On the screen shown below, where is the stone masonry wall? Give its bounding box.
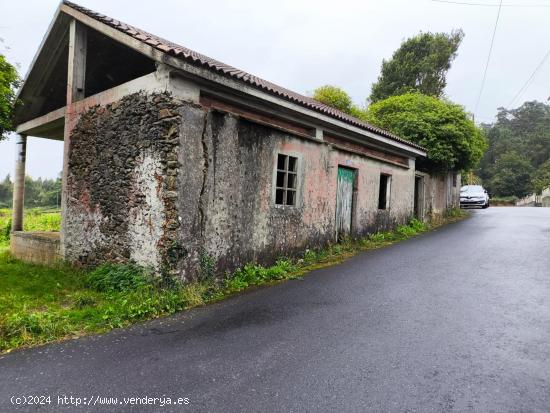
[64,92,416,280]
[64,92,183,271]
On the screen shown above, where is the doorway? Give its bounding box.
[414,175,424,220]
[336,166,356,240]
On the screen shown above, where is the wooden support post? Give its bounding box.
[11,134,27,232]
[61,19,87,258]
[67,19,87,104]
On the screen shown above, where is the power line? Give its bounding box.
[431,0,550,7]
[508,47,550,108]
[473,0,503,117]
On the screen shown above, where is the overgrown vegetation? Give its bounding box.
[0,213,466,353]
[312,85,367,119]
[0,208,61,246]
[478,102,550,197]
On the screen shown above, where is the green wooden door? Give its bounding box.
[336,167,355,240]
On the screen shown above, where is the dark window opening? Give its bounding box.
[275,154,298,206]
[378,174,391,210]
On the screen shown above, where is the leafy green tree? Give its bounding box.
[489,152,534,198]
[0,54,20,140]
[532,159,550,195]
[369,30,464,103]
[312,85,355,114]
[365,92,486,173]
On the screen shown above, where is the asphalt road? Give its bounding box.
[1,207,550,412]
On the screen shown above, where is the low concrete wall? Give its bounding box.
[517,193,541,207]
[541,188,550,207]
[10,232,61,265]
[517,187,550,207]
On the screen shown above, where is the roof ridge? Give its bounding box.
[61,1,424,151]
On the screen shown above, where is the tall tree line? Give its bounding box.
[477,102,550,197]
[0,175,61,208]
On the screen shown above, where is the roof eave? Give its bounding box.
[18,0,425,157]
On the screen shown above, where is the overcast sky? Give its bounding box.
[1,0,549,179]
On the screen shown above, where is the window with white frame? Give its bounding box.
[275,153,298,206]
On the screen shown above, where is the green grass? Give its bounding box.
[0,211,467,353]
[0,208,61,246]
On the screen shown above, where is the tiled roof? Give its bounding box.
[63,1,425,152]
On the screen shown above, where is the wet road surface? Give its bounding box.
[1,207,550,412]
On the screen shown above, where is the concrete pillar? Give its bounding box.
[11,134,27,231]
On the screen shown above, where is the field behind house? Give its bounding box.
[0,208,61,249]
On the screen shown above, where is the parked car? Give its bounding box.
[460,185,490,209]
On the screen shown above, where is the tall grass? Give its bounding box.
[0,208,61,245]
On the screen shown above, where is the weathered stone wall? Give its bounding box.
[422,171,460,217]
[64,92,183,270]
[175,105,416,280]
[63,92,417,279]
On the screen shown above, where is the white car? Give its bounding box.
[460,185,490,209]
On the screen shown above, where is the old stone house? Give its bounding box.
[10,2,459,278]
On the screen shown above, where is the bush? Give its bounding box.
[86,263,151,292]
[313,85,355,114]
[366,93,487,173]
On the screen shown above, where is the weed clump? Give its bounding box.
[86,263,151,292]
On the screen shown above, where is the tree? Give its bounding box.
[0,174,12,207]
[0,54,20,140]
[369,30,464,103]
[365,92,486,173]
[476,101,550,194]
[0,174,62,208]
[312,85,355,115]
[489,152,534,198]
[532,159,550,195]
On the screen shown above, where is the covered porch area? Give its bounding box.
[10,109,65,265]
